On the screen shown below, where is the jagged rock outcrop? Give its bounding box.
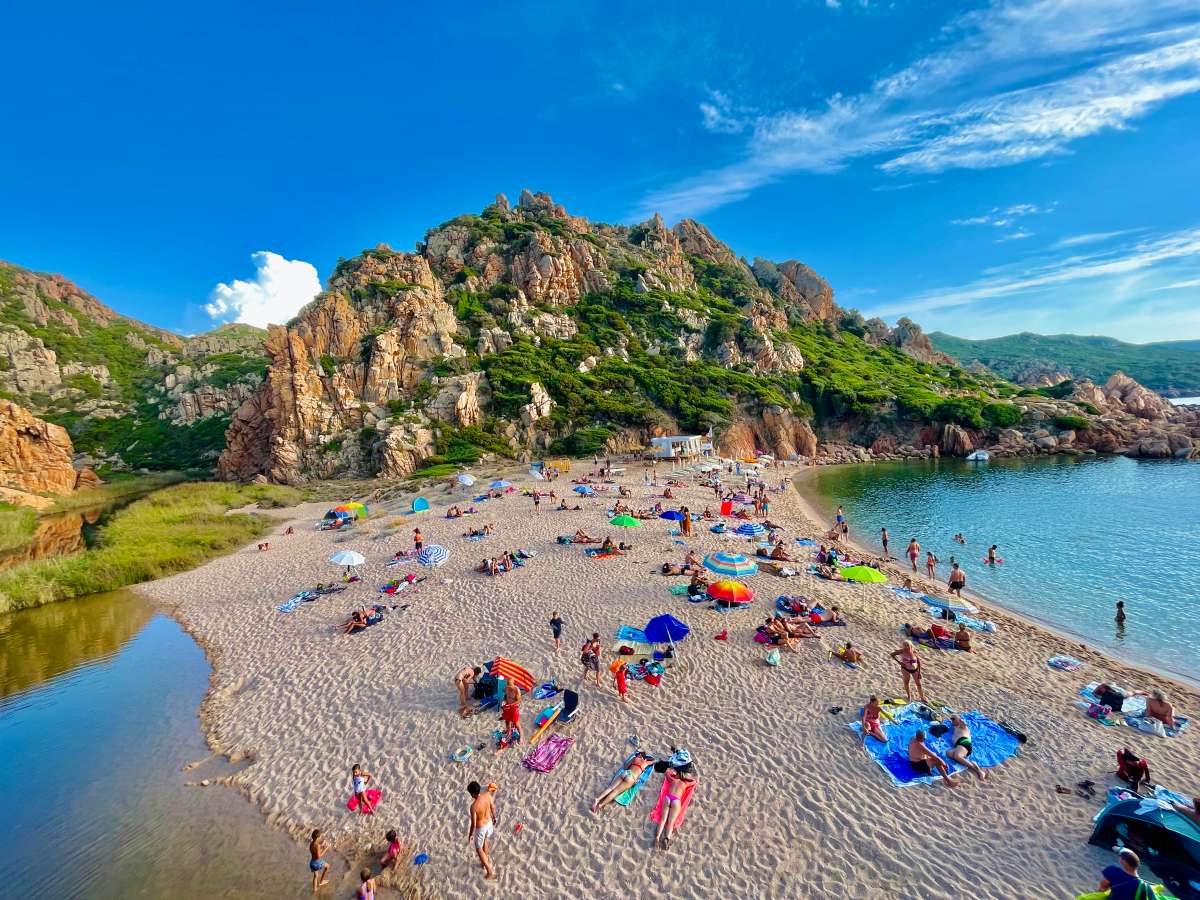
[1101,372,1173,420]
[939,423,975,456]
[0,399,80,503]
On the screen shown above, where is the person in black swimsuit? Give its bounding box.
[907,730,958,787]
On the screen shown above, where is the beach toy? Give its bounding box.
[452,745,473,763]
[413,853,429,865]
[529,704,563,746]
[982,557,1004,564]
[347,789,383,814]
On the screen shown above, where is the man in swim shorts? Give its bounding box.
[946,715,986,780]
[308,829,330,891]
[907,730,958,787]
[467,781,497,880]
[580,633,603,686]
[947,563,966,598]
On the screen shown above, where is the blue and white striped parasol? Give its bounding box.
[735,522,765,537]
[418,545,449,567]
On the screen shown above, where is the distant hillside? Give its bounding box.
[0,262,267,472]
[930,332,1200,396]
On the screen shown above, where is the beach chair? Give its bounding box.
[558,689,580,724]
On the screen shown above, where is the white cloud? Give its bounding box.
[1158,277,1200,290]
[995,229,1034,242]
[638,0,1200,218]
[951,201,1053,240]
[699,89,750,134]
[1053,229,1139,248]
[206,251,322,329]
[825,0,841,8]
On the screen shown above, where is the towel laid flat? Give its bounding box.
[521,734,574,773]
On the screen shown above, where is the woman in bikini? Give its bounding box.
[890,640,928,702]
[591,752,654,812]
[860,695,887,744]
[655,766,697,850]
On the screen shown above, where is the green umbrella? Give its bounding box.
[840,565,887,584]
[609,514,641,527]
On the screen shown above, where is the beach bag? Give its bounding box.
[1131,716,1167,737]
[764,648,781,667]
[1086,703,1112,720]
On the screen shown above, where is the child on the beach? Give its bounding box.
[309,829,330,891]
[355,868,376,900]
[351,763,375,814]
[380,829,402,869]
[612,657,630,703]
[413,527,423,551]
[550,611,563,651]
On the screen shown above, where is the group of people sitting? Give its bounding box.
[475,548,533,575]
[445,505,477,519]
[904,621,974,651]
[1092,683,1176,726]
[462,523,495,538]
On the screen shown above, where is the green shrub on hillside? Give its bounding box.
[1053,414,1091,431]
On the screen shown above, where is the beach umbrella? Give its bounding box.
[659,510,685,521]
[644,614,690,644]
[490,479,512,490]
[705,579,755,604]
[840,565,887,584]
[344,502,366,511]
[417,545,449,567]
[329,550,365,567]
[572,485,595,495]
[735,522,765,537]
[489,657,535,693]
[703,550,758,577]
[456,473,476,486]
[925,594,979,614]
[411,497,430,513]
[609,514,640,528]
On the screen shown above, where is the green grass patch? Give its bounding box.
[0,503,38,554]
[0,481,302,613]
[1053,414,1091,431]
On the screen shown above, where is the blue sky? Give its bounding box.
[2,0,1198,342]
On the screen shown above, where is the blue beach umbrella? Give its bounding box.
[456,473,476,486]
[925,594,979,614]
[644,614,690,644]
[735,522,766,537]
[490,479,512,490]
[703,550,758,577]
[659,510,685,521]
[418,545,449,567]
[573,485,595,495]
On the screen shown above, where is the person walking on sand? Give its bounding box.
[906,538,920,572]
[880,527,890,560]
[613,657,630,704]
[947,563,966,598]
[946,715,987,781]
[580,632,603,687]
[532,490,540,513]
[351,764,375,815]
[413,527,423,552]
[308,829,330,891]
[550,611,564,651]
[907,730,959,788]
[925,550,938,579]
[891,640,928,703]
[466,781,497,880]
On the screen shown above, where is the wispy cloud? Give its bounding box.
[699,88,751,134]
[1157,277,1200,290]
[206,252,322,329]
[637,1,1200,219]
[995,229,1034,242]
[952,202,1054,241]
[1053,229,1140,248]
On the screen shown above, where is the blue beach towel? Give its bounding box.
[465,534,487,542]
[924,606,994,632]
[615,625,648,644]
[612,755,654,807]
[848,704,1019,787]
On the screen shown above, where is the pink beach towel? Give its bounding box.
[649,778,697,829]
[521,734,574,773]
[346,789,382,814]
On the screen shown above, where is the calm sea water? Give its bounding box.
[0,591,341,899]
[803,455,1200,681]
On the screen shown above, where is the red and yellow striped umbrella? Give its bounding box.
[705,579,754,605]
[490,657,535,693]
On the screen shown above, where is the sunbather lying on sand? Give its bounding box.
[574,529,597,543]
[655,767,697,850]
[833,643,863,665]
[447,506,463,518]
[812,605,842,624]
[813,565,845,581]
[780,615,818,638]
[591,752,654,813]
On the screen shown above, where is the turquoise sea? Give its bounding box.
[803,455,1200,682]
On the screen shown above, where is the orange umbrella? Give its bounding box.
[490,657,534,693]
[706,579,754,605]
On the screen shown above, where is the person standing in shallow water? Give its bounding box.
[1115,601,1126,624]
[906,538,920,572]
[880,527,890,560]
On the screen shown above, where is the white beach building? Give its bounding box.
[649,434,714,460]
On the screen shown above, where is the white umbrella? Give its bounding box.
[925,594,979,614]
[329,550,365,567]
[456,473,476,486]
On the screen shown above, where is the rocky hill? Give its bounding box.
[216,190,1200,483]
[0,262,268,471]
[930,331,1200,397]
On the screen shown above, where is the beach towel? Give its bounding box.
[607,755,655,807]
[615,625,648,644]
[924,606,994,632]
[533,683,561,700]
[1048,655,1082,671]
[668,584,690,596]
[584,548,623,559]
[465,534,487,542]
[649,778,697,829]
[1077,683,1189,735]
[848,704,1020,787]
[1125,713,1190,737]
[277,591,311,613]
[347,789,383,814]
[521,734,574,773]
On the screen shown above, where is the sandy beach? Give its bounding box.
[138,461,1200,899]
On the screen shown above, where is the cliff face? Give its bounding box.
[0,399,91,506]
[0,263,268,471]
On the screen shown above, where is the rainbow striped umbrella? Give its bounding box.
[703,550,758,577]
[735,522,765,537]
[706,579,754,605]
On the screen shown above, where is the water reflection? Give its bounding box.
[0,506,106,572]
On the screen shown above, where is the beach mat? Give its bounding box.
[604,754,655,807]
[848,704,1019,787]
[521,734,574,773]
[649,777,697,829]
[347,789,382,814]
[1079,682,1190,733]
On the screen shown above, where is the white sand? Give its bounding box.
[139,462,1200,899]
